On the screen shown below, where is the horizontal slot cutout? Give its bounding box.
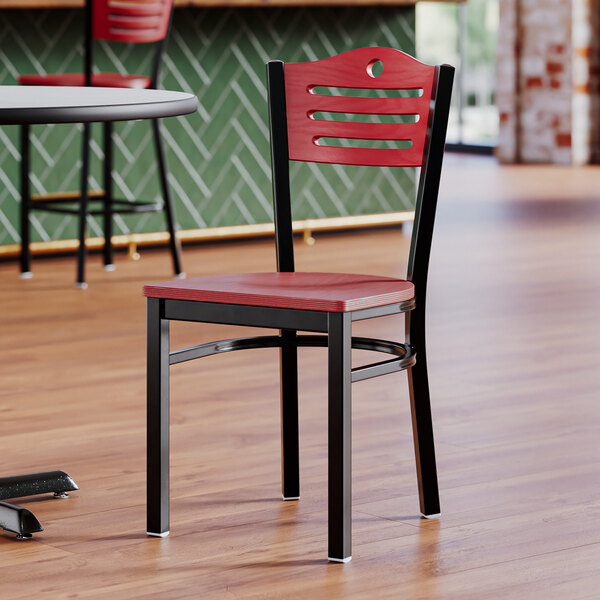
[110,1,165,6]
[310,86,423,98]
[315,137,413,149]
[310,111,419,124]
[110,27,161,35]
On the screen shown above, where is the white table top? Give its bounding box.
[0,86,198,125]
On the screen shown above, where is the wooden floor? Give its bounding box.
[2,154,600,598]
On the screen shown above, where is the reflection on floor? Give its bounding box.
[1,154,600,598]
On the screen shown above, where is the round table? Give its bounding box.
[0,86,197,125]
[0,86,197,540]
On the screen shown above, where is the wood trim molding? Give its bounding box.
[0,211,413,259]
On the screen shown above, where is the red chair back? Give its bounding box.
[267,49,454,280]
[283,47,436,168]
[92,0,174,44]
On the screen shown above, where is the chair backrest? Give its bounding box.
[83,0,174,87]
[92,0,174,44]
[266,48,454,303]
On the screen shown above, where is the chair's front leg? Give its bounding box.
[280,329,300,500]
[147,297,171,537]
[327,312,352,563]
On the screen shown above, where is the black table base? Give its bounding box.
[0,471,78,539]
[0,84,195,542]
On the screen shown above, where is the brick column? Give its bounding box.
[497,0,600,165]
[496,0,519,163]
[572,0,600,164]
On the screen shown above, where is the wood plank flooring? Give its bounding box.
[1,154,600,598]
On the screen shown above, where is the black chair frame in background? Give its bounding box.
[146,56,454,562]
[20,0,183,287]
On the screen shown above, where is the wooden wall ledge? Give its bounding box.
[0,0,463,8]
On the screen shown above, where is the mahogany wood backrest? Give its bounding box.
[267,48,454,300]
[84,0,174,86]
[92,0,173,44]
[284,47,435,168]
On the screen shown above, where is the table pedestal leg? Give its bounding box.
[0,470,79,539]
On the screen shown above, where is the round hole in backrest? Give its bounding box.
[367,59,384,78]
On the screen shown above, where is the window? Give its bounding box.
[416,0,499,148]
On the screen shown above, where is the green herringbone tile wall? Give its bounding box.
[0,6,416,245]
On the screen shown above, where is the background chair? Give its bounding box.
[19,0,183,287]
[143,47,454,562]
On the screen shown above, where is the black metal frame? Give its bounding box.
[19,0,183,286]
[146,58,454,562]
[0,471,78,539]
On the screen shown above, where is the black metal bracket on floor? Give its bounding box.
[0,471,79,539]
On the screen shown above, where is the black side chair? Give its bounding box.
[18,0,183,287]
[143,47,454,562]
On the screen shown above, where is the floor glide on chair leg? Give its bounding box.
[19,271,33,279]
[328,556,352,564]
[103,264,116,272]
[147,530,170,538]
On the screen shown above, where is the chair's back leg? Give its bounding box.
[280,329,300,500]
[327,312,352,563]
[19,124,32,277]
[76,122,91,288]
[103,121,115,269]
[406,308,440,517]
[152,118,183,277]
[146,297,171,537]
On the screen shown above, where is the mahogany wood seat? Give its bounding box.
[144,47,454,563]
[144,272,415,312]
[18,0,183,287]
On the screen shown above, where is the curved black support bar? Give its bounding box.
[0,470,79,501]
[0,501,43,537]
[170,334,416,382]
[170,334,284,364]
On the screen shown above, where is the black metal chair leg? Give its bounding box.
[280,329,300,500]
[406,309,440,518]
[147,298,170,537]
[103,121,115,270]
[76,122,91,288]
[152,118,183,277]
[327,312,352,563]
[19,124,32,278]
